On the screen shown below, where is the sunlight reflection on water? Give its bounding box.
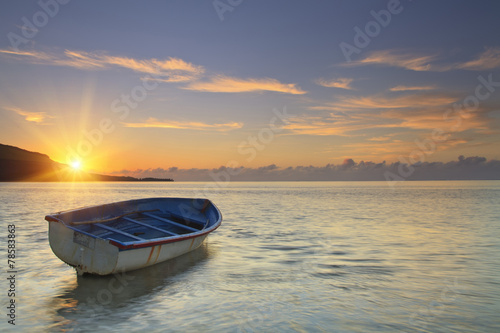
[0,181,499,332]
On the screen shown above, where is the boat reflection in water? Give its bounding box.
[48,243,214,331]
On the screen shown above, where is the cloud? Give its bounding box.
[344,50,440,71]
[343,48,500,72]
[66,50,204,79]
[389,85,437,92]
[286,108,490,137]
[0,48,305,93]
[283,110,400,136]
[342,138,469,163]
[339,140,414,161]
[287,90,493,136]
[57,50,109,69]
[0,49,50,59]
[183,75,307,94]
[315,77,353,90]
[4,106,53,123]
[0,48,204,81]
[123,117,243,131]
[368,136,392,141]
[107,156,500,181]
[283,117,354,136]
[457,47,500,70]
[379,108,490,132]
[309,93,456,111]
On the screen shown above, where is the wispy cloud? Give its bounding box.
[309,93,456,111]
[183,75,307,94]
[389,85,437,92]
[66,50,204,80]
[4,106,53,123]
[343,48,500,72]
[0,49,49,58]
[315,77,353,90]
[457,47,500,70]
[379,108,490,131]
[344,50,440,71]
[283,112,393,136]
[340,138,469,162]
[288,93,491,137]
[123,117,243,131]
[368,136,393,141]
[0,48,204,81]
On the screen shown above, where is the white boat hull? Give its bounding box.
[46,197,221,275]
[49,221,208,275]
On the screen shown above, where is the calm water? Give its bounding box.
[1,181,499,332]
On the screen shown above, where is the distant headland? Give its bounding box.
[0,143,173,182]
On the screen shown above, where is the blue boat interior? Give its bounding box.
[73,211,207,243]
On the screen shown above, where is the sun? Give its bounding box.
[70,160,82,170]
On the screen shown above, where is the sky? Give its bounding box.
[1,0,500,180]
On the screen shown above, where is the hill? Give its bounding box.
[0,144,173,182]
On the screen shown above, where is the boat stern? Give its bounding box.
[48,220,119,275]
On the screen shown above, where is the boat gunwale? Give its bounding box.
[45,197,222,250]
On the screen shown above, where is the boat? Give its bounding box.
[45,197,222,275]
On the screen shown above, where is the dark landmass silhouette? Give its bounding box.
[0,143,173,182]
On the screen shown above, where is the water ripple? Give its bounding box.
[1,181,499,332]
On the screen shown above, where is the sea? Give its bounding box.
[0,181,499,332]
